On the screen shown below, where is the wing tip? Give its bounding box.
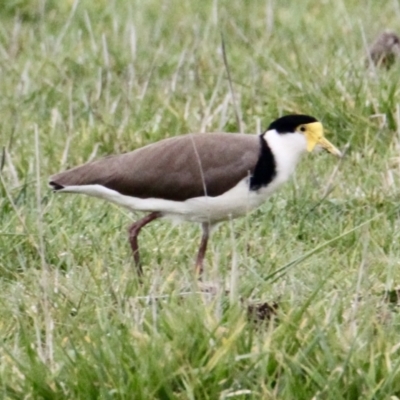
[49,179,65,191]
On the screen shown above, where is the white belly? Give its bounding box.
[58,176,287,223]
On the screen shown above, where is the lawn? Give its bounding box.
[1,0,400,398]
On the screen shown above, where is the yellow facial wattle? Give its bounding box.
[303,122,342,157]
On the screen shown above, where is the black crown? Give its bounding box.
[267,115,318,134]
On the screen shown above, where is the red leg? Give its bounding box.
[195,223,210,278]
[128,212,161,276]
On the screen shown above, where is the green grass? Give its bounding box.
[2,0,400,398]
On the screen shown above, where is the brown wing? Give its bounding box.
[49,133,261,201]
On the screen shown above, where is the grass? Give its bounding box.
[1,0,400,398]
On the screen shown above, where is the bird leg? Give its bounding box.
[128,212,161,276]
[195,223,211,278]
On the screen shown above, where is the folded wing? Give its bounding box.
[49,133,261,201]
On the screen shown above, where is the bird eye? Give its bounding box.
[299,126,306,132]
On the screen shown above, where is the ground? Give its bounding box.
[1,0,400,398]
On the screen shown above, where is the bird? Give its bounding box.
[49,114,341,277]
[367,30,400,69]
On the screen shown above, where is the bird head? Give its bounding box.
[265,114,342,157]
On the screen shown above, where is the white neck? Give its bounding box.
[263,129,308,183]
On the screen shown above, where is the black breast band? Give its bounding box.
[249,136,276,191]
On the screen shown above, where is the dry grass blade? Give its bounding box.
[220,32,243,133]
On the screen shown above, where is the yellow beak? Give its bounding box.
[304,122,342,157]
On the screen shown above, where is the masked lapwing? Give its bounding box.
[49,114,341,276]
